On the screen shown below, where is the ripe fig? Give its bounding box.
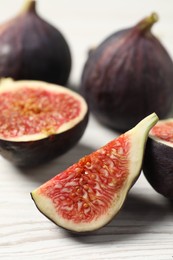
[0,79,88,167]
[0,0,71,85]
[31,113,158,232]
[80,13,173,132]
[143,119,173,200]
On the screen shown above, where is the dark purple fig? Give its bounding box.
[0,0,71,85]
[0,79,88,168]
[80,13,173,132]
[143,119,173,200]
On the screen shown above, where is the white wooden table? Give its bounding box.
[0,116,173,260]
[0,1,173,259]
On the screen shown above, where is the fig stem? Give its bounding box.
[136,12,159,32]
[21,0,36,14]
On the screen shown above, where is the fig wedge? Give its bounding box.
[31,113,158,232]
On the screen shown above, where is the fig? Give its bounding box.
[80,13,173,132]
[0,79,88,167]
[0,0,71,85]
[143,119,173,199]
[31,113,158,232]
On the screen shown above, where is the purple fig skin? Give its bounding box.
[0,1,71,85]
[0,112,88,168]
[143,137,173,200]
[80,13,173,132]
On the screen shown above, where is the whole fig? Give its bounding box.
[0,0,71,85]
[80,13,173,132]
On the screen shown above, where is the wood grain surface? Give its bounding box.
[0,116,173,260]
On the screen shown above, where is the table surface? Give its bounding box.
[0,1,173,259]
[1,115,173,260]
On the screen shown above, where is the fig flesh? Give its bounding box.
[143,119,173,199]
[0,0,71,85]
[31,113,158,232]
[80,13,173,132]
[0,79,88,167]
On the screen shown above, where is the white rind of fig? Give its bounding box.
[31,113,158,232]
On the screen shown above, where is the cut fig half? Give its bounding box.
[0,79,88,167]
[143,119,173,199]
[31,113,158,232]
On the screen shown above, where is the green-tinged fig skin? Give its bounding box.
[0,1,71,85]
[143,138,173,199]
[31,113,158,232]
[0,112,88,168]
[81,17,173,132]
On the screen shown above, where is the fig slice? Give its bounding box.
[0,79,88,167]
[31,113,158,232]
[143,119,173,199]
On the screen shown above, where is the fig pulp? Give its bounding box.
[143,119,173,199]
[0,0,71,85]
[31,113,158,232]
[81,13,173,132]
[0,79,88,167]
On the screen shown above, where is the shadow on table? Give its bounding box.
[66,192,171,244]
[16,140,172,244]
[16,143,94,184]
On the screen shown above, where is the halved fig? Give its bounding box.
[31,113,158,232]
[143,119,173,199]
[0,79,88,167]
